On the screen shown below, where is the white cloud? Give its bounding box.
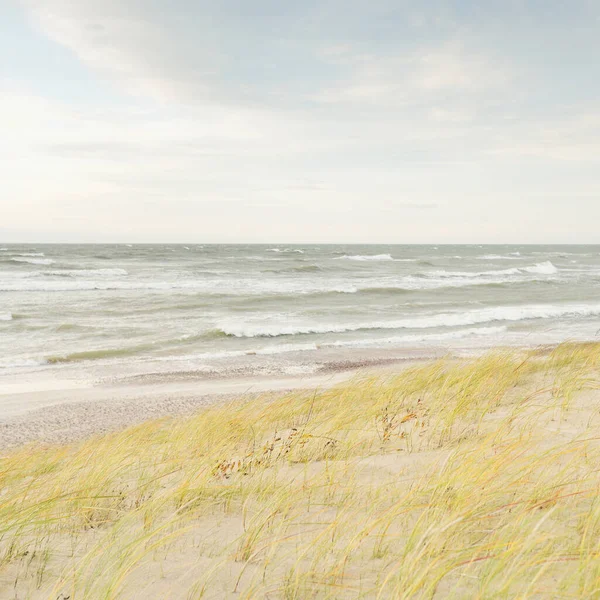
[313,42,509,106]
[6,0,600,242]
[20,0,221,101]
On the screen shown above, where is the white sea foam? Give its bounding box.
[10,257,55,266]
[425,262,557,279]
[335,254,394,261]
[0,358,46,369]
[13,252,45,257]
[46,268,128,277]
[0,312,12,321]
[328,326,508,348]
[426,267,520,278]
[0,271,551,294]
[0,279,359,294]
[217,303,600,338]
[267,248,304,254]
[477,254,522,260]
[155,342,320,363]
[521,261,558,275]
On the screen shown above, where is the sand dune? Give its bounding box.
[1,343,600,598]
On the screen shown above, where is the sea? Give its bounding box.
[1,244,600,386]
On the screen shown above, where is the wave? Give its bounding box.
[0,271,553,294]
[521,261,558,275]
[267,248,304,254]
[328,326,508,348]
[216,302,600,338]
[426,267,520,279]
[12,252,45,257]
[8,257,55,266]
[0,312,12,321]
[44,339,321,366]
[264,265,322,274]
[335,254,394,261]
[46,268,129,277]
[152,342,321,363]
[424,262,557,279]
[476,254,522,260]
[46,344,155,364]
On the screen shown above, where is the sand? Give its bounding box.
[0,357,420,449]
[2,345,600,598]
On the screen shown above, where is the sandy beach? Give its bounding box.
[0,353,425,449]
[1,342,600,598]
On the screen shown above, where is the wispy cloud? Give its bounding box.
[5,0,600,241]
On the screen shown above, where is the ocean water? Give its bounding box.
[1,244,600,383]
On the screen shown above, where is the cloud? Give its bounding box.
[20,0,221,102]
[489,113,600,162]
[7,0,600,242]
[314,41,510,106]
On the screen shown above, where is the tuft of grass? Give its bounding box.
[1,343,600,598]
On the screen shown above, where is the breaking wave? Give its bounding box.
[267,248,305,254]
[424,262,558,279]
[335,254,394,261]
[46,268,129,277]
[8,257,55,266]
[328,326,508,348]
[216,303,600,338]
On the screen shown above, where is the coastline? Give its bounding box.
[0,353,427,449]
[2,342,600,598]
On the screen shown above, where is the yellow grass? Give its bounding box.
[2,342,600,598]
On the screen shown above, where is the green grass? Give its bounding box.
[1,342,600,598]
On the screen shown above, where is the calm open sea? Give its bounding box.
[2,244,600,383]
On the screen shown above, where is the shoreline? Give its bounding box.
[0,355,426,450]
[0,341,565,450]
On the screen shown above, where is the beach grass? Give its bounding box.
[2,342,600,598]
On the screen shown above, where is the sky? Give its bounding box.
[1,0,600,243]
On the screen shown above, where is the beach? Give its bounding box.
[2,242,600,442]
[0,354,420,449]
[1,343,600,598]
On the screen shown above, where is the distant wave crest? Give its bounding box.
[8,257,55,266]
[46,268,129,277]
[477,254,521,260]
[267,248,305,254]
[335,254,394,261]
[424,262,557,279]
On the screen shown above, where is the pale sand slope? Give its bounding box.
[0,359,419,449]
[2,345,600,599]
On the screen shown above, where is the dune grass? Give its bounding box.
[2,342,600,598]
